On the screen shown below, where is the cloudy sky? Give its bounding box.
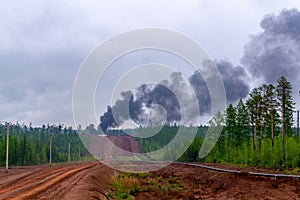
[1,0,300,127]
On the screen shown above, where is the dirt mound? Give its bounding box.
[129,163,300,200]
[107,135,140,153]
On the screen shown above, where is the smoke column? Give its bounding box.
[99,60,250,131]
[242,8,300,84]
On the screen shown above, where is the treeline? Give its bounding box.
[138,124,207,153]
[139,76,300,169]
[0,123,89,167]
[182,76,298,168]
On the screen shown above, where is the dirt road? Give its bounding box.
[1,161,300,199]
[0,162,114,200]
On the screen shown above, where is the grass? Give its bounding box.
[109,173,141,200]
[109,172,185,199]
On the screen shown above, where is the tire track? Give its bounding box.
[0,163,96,200]
[0,166,76,195]
[33,163,112,200]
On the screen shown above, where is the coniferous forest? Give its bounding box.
[0,124,89,166]
[1,76,299,169]
[139,76,299,169]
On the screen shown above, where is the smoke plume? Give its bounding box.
[189,60,249,114]
[99,8,300,131]
[99,60,250,131]
[242,8,300,84]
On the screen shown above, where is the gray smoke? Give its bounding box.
[189,60,250,114]
[100,8,300,131]
[99,60,250,131]
[242,8,300,84]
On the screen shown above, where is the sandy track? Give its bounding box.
[0,162,114,200]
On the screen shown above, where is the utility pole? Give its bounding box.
[68,142,71,163]
[49,134,52,166]
[5,122,10,173]
[296,110,299,141]
[78,147,80,162]
[298,90,300,142]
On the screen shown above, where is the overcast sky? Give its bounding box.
[1,0,300,127]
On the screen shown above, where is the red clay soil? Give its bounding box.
[31,163,115,200]
[132,163,300,200]
[0,162,115,200]
[1,161,300,199]
[107,135,140,153]
[1,133,299,200]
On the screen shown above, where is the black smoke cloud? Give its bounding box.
[146,83,181,122]
[99,75,182,132]
[189,60,250,114]
[242,8,300,84]
[99,60,250,132]
[99,8,300,131]
[99,91,145,131]
[99,106,116,132]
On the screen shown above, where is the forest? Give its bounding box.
[0,124,89,166]
[0,76,299,169]
[139,76,299,169]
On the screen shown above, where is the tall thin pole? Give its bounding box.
[49,135,52,165]
[93,150,95,161]
[5,122,10,173]
[68,143,70,163]
[298,90,300,143]
[78,147,80,162]
[297,110,299,142]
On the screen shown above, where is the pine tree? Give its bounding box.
[236,99,250,147]
[225,104,236,162]
[264,84,279,167]
[208,110,225,160]
[246,88,262,152]
[276,76,295,167]
[258,84,268,153]
[20,135,27,165]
